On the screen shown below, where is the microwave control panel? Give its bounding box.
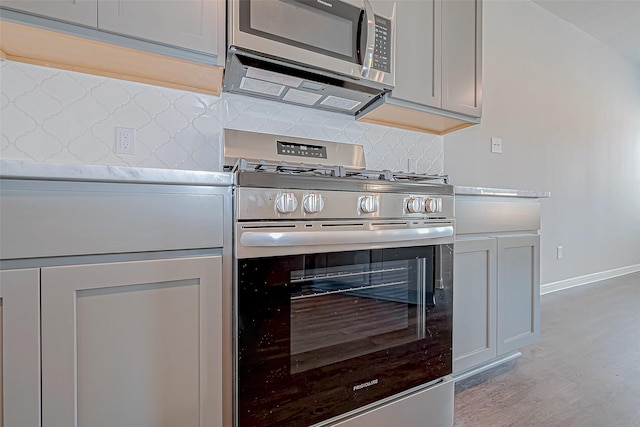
[373,14,392,73]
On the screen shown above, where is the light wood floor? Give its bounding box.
[454,271,640,427]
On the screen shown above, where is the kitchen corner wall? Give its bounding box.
[444,0,640,286]
[0,60,443,174]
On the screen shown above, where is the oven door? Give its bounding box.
[235,221,453,427]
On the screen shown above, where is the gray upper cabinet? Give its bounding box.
[0,268,41,427]
[392,0,482,116]
[392,0,441,108]
[97,0,224,57]
[1,0,225,65]
[359,0,481,135]
[0,0,97,27]
[441,0,482,117]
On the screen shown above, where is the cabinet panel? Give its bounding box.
[0,0,97,27]
[41,256,222,427]
[497,236,540,355]
[0,180,224,260]
[0,268,41,427]
[392,0,441,107]
[453,238,497,373]
[98,0,224,57]
[441,0,482,117]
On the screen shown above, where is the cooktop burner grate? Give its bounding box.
[231,159,448,184]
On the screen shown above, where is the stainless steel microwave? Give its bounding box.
[226,0,395,114]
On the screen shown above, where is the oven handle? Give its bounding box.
[240,225,453,247]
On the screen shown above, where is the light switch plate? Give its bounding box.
[491,137,503,154]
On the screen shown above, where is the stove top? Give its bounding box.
[228,158,449,184]
[225,130,454,221]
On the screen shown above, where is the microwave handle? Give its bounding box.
[360,0,376,78]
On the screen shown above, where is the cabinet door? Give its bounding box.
[98,0,224,59]
[497,235,540,355]
[453,238,497,373]
[0,0,97,27]
[41,256,222,427]
[441,0,482,117]
[392,0,441,108]
[0,268,41,427]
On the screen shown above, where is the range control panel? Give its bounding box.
[277,141,328,159]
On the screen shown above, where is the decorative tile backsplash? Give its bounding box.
[1,60,443,174]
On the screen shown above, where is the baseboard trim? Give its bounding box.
[541,264,640,295]
[452,352,522,383]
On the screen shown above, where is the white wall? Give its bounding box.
[0,60,444,175]
[444,0,640,285]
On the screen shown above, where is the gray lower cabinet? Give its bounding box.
[453,238,497,373]
[496,235,541,355]
[0,268,41,427]
[453,234,540,374]
[40,255,223,427]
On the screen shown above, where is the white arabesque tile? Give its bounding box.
[41,73,87,108]
[1,61,444,173]
[15,128,64,161]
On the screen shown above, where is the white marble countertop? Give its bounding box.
[0,160,234,186]
[454,186,550,198]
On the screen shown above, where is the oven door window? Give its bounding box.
[237,245,453,427]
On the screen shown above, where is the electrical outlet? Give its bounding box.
[116,127,136,155]
[491,137,503,154]
[557,246,564,259]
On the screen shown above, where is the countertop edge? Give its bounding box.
[0,160,234,186]
[454,185,550,198]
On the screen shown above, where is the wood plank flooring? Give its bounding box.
[454,271,640,427]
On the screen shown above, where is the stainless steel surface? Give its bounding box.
[236,188,454,220]
[229,130,455,426]
[224,129,366,169]
[228,0,395,87]
[223,49,387,115]
[361,0,376,79]
[318,376,454,427]
[455,196,541,235]
[236,220,454,258]
[226,0,395,115]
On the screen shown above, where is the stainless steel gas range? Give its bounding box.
[224,129,455,427]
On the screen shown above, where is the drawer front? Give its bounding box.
[1,180,226,259]
[455,197,541,235]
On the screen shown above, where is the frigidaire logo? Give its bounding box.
[353,379,379,391]
[317,0,333,7]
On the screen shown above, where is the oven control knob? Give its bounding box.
[303,193,325,213]
[276,192,298,214]
[406,197,425,213]
[359,195,379,213]
[425,198,442,213]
